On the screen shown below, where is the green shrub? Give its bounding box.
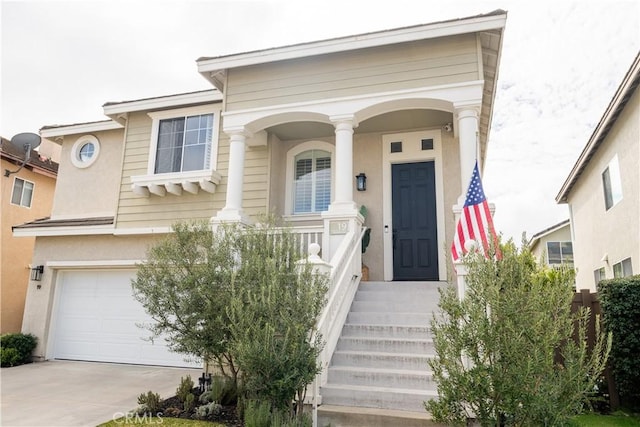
[183,392,195,412]
[199,375,237,406]
[0,333,37,366]
[176,375,195,403]
[243,399,311,427]
[599,275,640,410]
[244,400,272,427]
[137,391,162,413]
[195,401,222,418]
[1,347,21,367]
[426,241,611,426]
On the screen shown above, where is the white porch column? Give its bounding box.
[213,130,248,223]
[321,115,362,261]
[327,116,358,214]
[455,106,480,204]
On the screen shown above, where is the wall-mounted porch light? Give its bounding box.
[356,173,367,191]
[30,265,44,281]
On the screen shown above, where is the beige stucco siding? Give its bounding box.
[1,162,56,333]
[568,88,639,291]
[226,34,479,111]
[21,234,161,359]
[51,129,123,219]
[115,110,269,229]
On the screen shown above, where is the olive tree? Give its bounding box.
[425,240,611,427]
[132,221,240,382]
[132,217,327,417]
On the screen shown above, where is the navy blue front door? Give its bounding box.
[392,161,438,281]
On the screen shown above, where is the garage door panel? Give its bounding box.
[52,270,199,368]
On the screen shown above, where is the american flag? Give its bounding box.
[451,162,500,261]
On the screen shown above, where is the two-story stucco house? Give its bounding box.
[556,51,639,292]
[2,138,58,334]
[14,10,506,421]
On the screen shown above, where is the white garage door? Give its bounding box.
[51,270,200,368]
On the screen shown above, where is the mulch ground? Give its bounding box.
[159,389,243,426]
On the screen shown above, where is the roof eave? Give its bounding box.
[40,120,124,139]
[102,90,223,118]
[556,52,640,204]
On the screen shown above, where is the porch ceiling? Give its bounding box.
[266,109,453,140]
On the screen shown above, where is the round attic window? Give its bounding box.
[71,135,100,168]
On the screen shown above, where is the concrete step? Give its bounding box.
[359,281,446,290]
[341,324,432,339]
[346,311,432,325]
[320,383,438,412]
[350,299,441,313]
[336,336,435,354]
[354,288,441,300]
[317,405,445,427]
[331,350,433,370]
[327,366,436,390]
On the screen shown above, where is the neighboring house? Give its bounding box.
[1,137,58,334]
[557,51,639,291]
[529,219,574,268]
[14,10,506,420]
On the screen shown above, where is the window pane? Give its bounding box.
[560,242,573,264]
[622,258,633,277]
[315,156,331,211]
[613,262,623,278]
[182,145,205,172]
[294,158,313,213]
[547,242,561,264]
[609,156,623,205]
[11,178,24,205]
[155,147,182,174]
[594,268,605,286]
[603,156,623,210]
[22,181,34,208]
[602,168,613,209]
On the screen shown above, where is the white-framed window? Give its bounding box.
[594,267,606,286]
[11,177,34,208]
[613,257,633,278]
[147,105,220,175]
[602,155,623,210]
[546,241,573,265]
[285,141,334,216]
[71,135,100,168]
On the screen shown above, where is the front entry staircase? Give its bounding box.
[317,281,446,427]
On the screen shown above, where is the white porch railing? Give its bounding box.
[304,226,366,423]
[288,225,324,258]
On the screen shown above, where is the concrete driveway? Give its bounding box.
[1,360,201,427]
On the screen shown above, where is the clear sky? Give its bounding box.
[1,0,638,242]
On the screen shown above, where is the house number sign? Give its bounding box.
[329,220,349,235]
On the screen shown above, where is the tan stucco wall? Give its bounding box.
[567,88,639,291]
[1,162,56,333]
[21,234,161,359]
[267,125,461,281]
[51,128,124,219]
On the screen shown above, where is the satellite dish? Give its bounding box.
[11,132,42,150]
[4,132,42,177]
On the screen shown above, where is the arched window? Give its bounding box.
[285,141,334,216]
